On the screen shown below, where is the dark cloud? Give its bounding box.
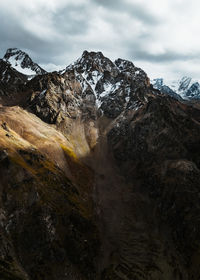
[53,5,90,35]
[129,49,199,63]
[0,14,45,56]
[0,1,91,65]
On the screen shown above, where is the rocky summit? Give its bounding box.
[0,48,200,280]
[3,48,46,76]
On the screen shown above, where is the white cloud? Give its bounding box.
[0,0,200,79]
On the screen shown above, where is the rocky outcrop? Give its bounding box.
[0,59,27,104]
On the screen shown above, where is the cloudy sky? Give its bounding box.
[0,0,200,79]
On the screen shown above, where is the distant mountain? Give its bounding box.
[3,48,47,76]
[152,76,200,100]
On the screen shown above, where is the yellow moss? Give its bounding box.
[10,152,37,175]
[42,159,59,173]
[5,140,94,220]
[60,144,78,161]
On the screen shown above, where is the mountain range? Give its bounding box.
[0,48,200,280]
[152,76,200,100]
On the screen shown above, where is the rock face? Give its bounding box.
[0,59,27,104]
[0,49,200,280]
[152,76,200,100]
[26,50,150,123]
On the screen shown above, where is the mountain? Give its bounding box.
[152,76,200,100]
[0,50,200,280]
[3,48,47,76]
[25,50,150,124]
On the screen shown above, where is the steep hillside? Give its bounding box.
[0,105,99,280]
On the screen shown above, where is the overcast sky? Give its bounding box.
[0,0,200,79]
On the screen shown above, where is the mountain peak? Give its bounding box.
[74,50,115,72]
[3,48,46,76]
[4,47,19,55]
[4,48,31,63]
[4,47,21,55]
[61,50,150,112]
[82,50,104,58]
[115,58,135,71]
[152,76,200,100]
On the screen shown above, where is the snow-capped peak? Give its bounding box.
[151,76,200,100]
[3,48,46,76]
[66,50,117,74]
[63,51,150,110]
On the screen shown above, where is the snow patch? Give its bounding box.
[6,55,36,75]
[152,77,200,99]
[39,89,46,99]
[125,96,130,103]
